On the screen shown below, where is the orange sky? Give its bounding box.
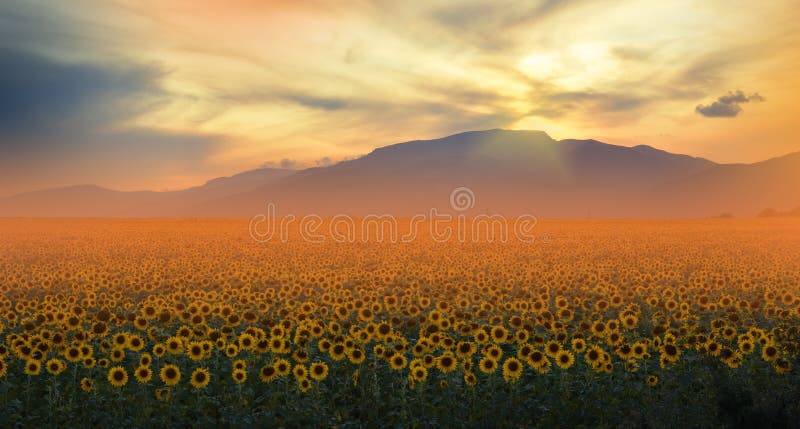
[0,0,799,195]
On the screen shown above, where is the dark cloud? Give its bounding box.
[261,159,301,169]
[282,93,348,111]
[695,90,765,118]
[219,89,352,111]
[547,91,647,111]
[0,46,224,194]
[527,89,649,121]
[0,47,163,146]
[315,157,334,167]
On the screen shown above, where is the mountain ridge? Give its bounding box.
[0,129,798,218]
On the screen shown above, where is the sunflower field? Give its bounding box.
[1,218,799,428]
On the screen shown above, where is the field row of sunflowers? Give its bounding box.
[1,219,799,427]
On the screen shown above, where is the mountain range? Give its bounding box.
[1,129,798,218]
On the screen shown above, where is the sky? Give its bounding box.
[1,0,799,195]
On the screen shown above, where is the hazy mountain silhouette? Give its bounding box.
[0,168,294,217]
[0,129,798,217]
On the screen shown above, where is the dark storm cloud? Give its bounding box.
[0,46,224,194]
[695,90,765,118]
[0,47,163,146]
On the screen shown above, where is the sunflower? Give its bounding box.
[570,338,587,353]
[190,368,211,389]
[80,377,94,392]
[46,358,66,375]
[436,353,458,374]
[330,343,347,361]
[774,358,792,374]
[292,348,310,364]
[107,366,129,387]
[456,341,476,359]
[166,337,184,355]
[374,321,392,340]
[259,365,277,383]
[152,344,167,358]
[415,354,432,368]
[502,357,523,382]
[238,333,256,351]
[159,364,181,386]
[112,332,129,349]
[463,371,477,386]
[292,364,308,379]
[545,340,562,358]
[134,365,153,383]
[622,315,638,330]
[274,358,291,377]
[348,347,366,364]
[309,362,329,381]
[128,335,145,352]
[631,342,648,359]
[738,340,754,355]
[584,346,604,368]
[606,332,623,347]
[317,339,332,353]
[555,350,575,369]
[0,360,6,378]
[491,326,508,343]
[232,369,247,384]
[24,360,41,376]
[484,345,503,361]
[478,356,498,374]
[64,346,82,363]
[155,388,170,402]
[139,353,152,367]
[225,344,239,358]
[297,377,312,393]
[646,375,658,387]
[761,344,779,362]
[110,347,125,362]
[511,344,530,360]
[389,354,407,370]
[412,365,428,382]
[526,350,547,369]
[661,344,681,363]
[233,359,247,371]
[187,342,205,361]
[591,321,607,338]
[615,343,633,360]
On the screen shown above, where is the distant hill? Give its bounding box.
[0,129,798,218]
[758,206,800,218]
[0,168,294,217]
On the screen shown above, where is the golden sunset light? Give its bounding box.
[1,0,799,195]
